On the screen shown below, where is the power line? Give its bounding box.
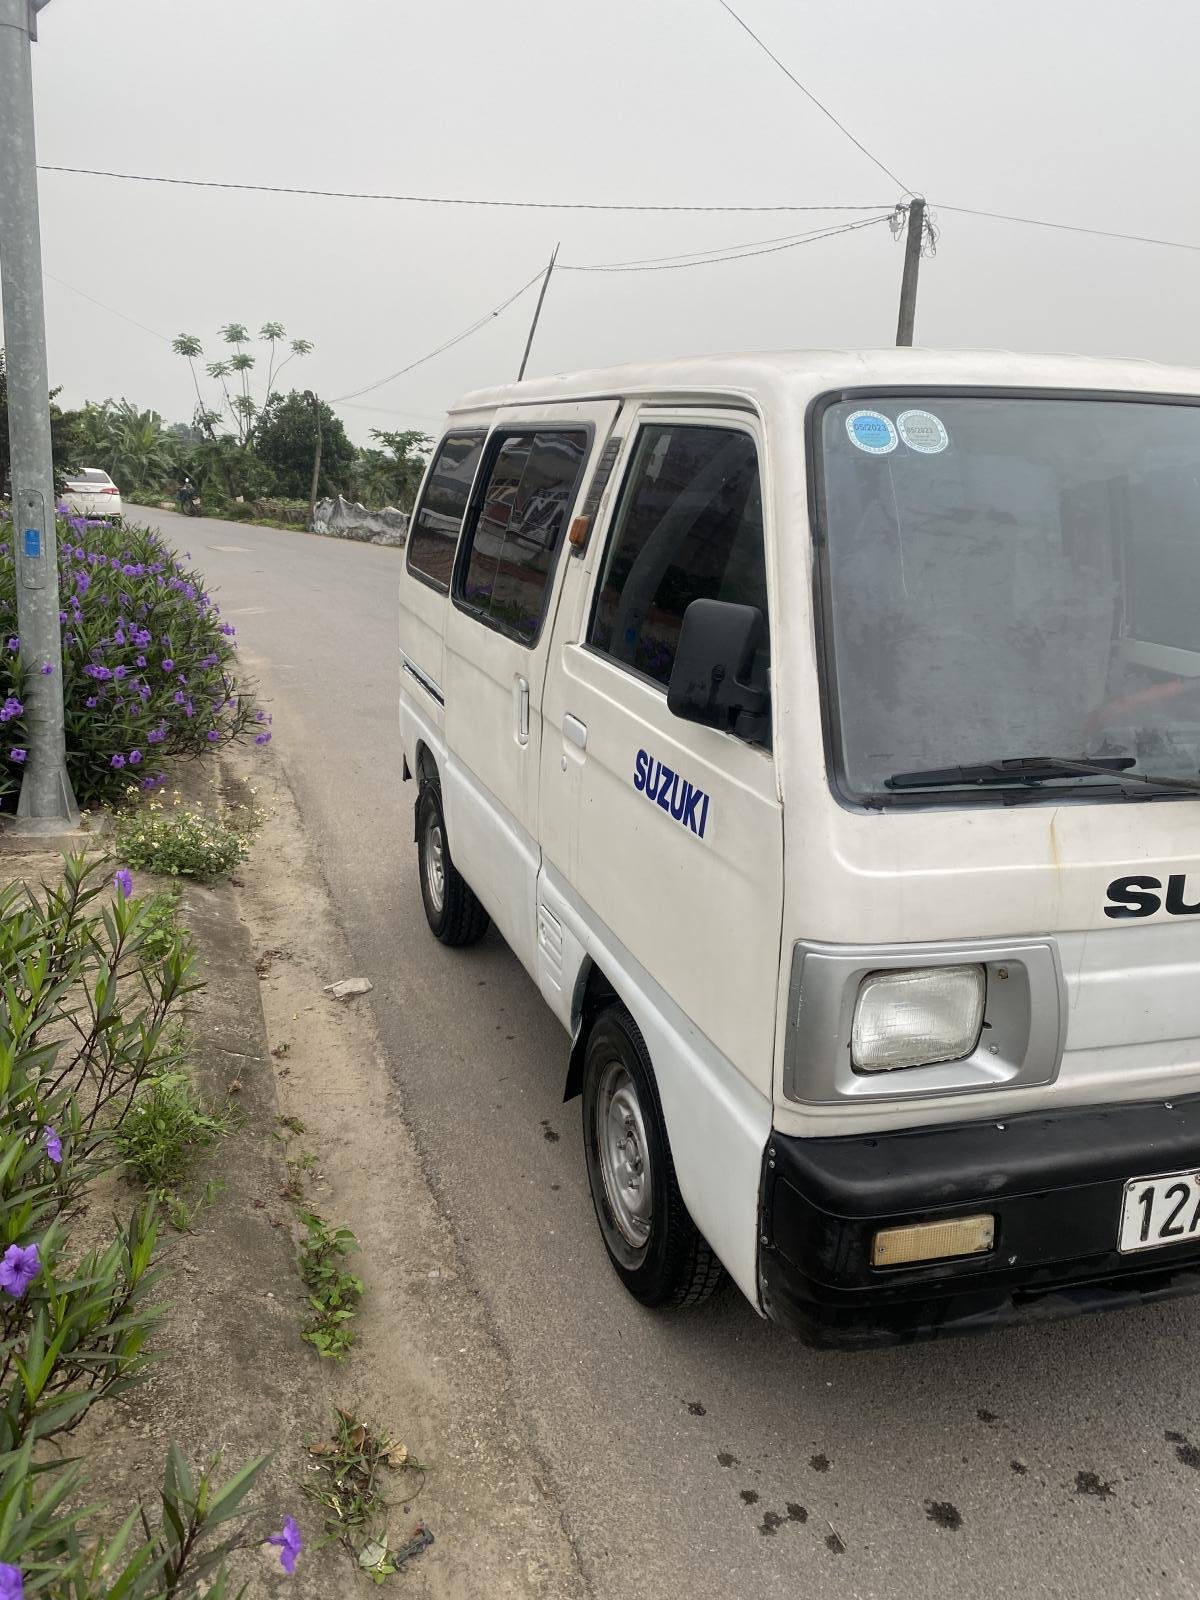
[563,213,894,272]
[43,270,171,343]
[331,269,545,402]
[39,159,1200,259]
[714,0,910,193]
[934,201,1200,253]
[37,163,889,215]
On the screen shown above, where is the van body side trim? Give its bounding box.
[401,653,445,707]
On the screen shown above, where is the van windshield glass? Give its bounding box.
[819,395,1200,801]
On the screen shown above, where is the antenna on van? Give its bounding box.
[517,242,560,381]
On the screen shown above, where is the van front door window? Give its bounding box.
[589,423,770,741]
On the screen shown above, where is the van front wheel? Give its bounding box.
[582,1005,723,1309]
[415,783,490,947]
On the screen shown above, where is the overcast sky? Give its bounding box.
[11,0,1200,445]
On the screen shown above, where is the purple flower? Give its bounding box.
[10,749,26,764]
[84,697,97,709]
[39,663,52,676]
[114,867,133,897]
[110,754,126,769]
[113,629,126,646]
[44,1127,62,1165]
[162,658,174,672]
[5,638,17,653]
[266,1516,302,1575]
[114,666,128,681]
[0,1243,40,1299]
[129,750,143,766]
[85,665,112,681]
[184,699,194,719]
[136,656,147,668]
[0,1561,23,1600]
[206,730,220,743]
[255,732,272,746]
[173,690,185,706]
[148,726,166,744]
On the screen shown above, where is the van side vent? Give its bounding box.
[538,903,564,980]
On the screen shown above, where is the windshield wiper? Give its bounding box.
[886,754,1200,796]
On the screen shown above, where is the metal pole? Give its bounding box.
[0,0,77,826]
[517,243,559,382]
[895,196,926,347]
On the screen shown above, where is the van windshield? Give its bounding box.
[818,394,1200,802]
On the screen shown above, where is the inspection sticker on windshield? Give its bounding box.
[845,410,898,454]
[897,409,949,454]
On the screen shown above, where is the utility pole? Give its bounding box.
[895,196,926,347]
[517,243,559,382]
[305,390,323,530]
[0,0,77,828]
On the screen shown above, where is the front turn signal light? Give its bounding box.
[872,1214,995,1268]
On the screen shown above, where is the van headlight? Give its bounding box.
[851,965,986,1073]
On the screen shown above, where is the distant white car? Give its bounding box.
[62,468,123,521]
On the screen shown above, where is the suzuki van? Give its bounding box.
[397,349,1200,1346]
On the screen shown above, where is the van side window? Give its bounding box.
[406,431,485,591]
[456,429,587,645]
[589,425,770,714]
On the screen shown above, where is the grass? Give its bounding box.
[304,1409,430,1582]
[116,1069,234,1191]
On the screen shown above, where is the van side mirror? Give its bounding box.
[667,599,769,737]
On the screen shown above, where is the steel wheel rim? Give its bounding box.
[596,1058,653,1255]
[423,814,445,916]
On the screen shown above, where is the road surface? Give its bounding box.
[141,507,1200,1600]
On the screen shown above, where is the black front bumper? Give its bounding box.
[760,1092,1200,1348]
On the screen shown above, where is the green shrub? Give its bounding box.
[0,855,298,1591]
[298,1210,363,1360]
[115,799,263,879]
[0,515,269,808]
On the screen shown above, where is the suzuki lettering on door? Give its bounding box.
[1104,874,1200,919]
[632,749,711,838]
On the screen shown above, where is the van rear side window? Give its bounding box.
[589,424,770,714]
[406,431,485,591]
[455,430,588,645]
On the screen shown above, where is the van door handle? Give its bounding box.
[563,714,588,751]
[516,677,530,745]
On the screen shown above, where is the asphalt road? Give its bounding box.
[144,507,1200,1600]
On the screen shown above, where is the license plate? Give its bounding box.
[1119,1170,1200,1253]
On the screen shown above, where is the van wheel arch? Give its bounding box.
[564,960,619,1103]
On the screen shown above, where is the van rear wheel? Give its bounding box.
[416,782,490,947]
[582,1004,723,1309]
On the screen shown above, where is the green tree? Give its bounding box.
[172,320,312,446]
[255,389,354,499]
[71,399,179,492]
[0,350,99,493]
[348,428,431,510]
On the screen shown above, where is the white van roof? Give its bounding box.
[451,347,1200,417]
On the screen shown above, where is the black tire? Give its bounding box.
[415,781,490,947]
[582,1003,723,1309]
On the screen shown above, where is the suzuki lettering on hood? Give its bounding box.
[633,750,711,838]
[1105,874,1200,919]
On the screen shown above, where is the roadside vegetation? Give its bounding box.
[0,328,431,524]
[0,512,268,810]
[0,855,299,1593]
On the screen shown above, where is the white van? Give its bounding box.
[397,349,1200,1347]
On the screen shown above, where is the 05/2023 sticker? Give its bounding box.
[896,409,949,454]
[845,410,898,455]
